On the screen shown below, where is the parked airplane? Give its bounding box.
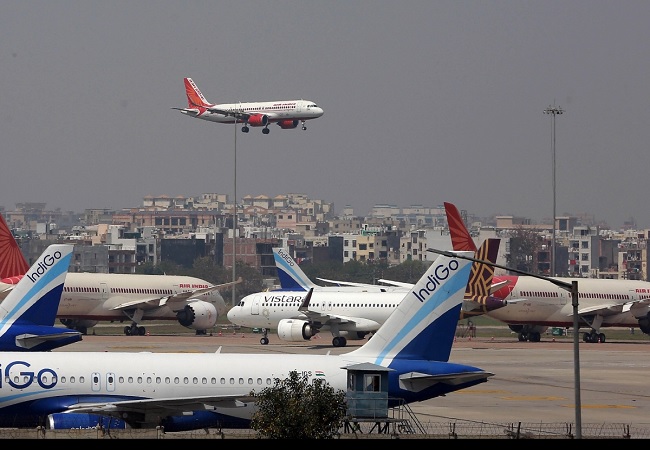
[0,213,29,293]
[0,214,236,336]
[444,201,650,343]
[227,243,505,347]
[0,251,492,432]
[0,243,82,351]
[172,78,324,134]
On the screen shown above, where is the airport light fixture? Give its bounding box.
[232,123,238,308]
[427,248,582,439]
[543,104,564,276]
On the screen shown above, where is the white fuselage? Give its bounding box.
[199,100,323,124]
[228,290,404,331]
[489,275,650,328]
[29,273,226,322]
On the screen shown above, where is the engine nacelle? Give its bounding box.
[277,119,299,129]
[277,319,318,342]
[48,413,129,430]
[638,313,650,334]
[175,300,218,331]
[507,324,548,335]
[247,114,269,127]
[338,330,368,341]
[59,318,99,334]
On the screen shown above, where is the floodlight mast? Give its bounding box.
[427,248,582,438]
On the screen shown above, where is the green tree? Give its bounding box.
[250,370,347,439]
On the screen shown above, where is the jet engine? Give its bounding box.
[48,413,129,430]
[277,119,299,129]
[277,319,318,342]
[175,300,218,331]
[247,114,269,127]
[59,319,99,335]
[638,312,650,334]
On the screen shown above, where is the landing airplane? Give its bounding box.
[227,243,505,347]
[0,243,82,351]
[444,201,650,343]
[0,214,236,336]
[0,251,492,432]
[172,77,324,134]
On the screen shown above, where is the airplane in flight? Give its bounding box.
[443,201,650,343]
[0,250,492,432]
[227,243,506,347]
[0,243,82,351]
[172,77,324,134]
[0,214,236,337]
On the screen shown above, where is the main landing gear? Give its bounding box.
[124,323,146,336]
[583,331,606,343]
[332,336,347,347]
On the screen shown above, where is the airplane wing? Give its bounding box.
[398,371,494,392]
[204,106,283,122]
[65,393,257,425]
[15,331,83,350]
[575,298,650,317]
[296,289,381,330]
[377,279,414,288]
[316,277,378,288]
[110,278,242,311]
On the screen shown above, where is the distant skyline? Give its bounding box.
[2,2,650,229]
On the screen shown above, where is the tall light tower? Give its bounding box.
[543,104,564,276]
[232,122,238,307]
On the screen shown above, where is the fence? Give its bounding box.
[2,421,648,439]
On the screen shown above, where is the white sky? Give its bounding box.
[2,1,650,229]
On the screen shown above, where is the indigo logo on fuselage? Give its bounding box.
[412,259,460,302]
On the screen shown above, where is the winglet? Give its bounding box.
[298,288,314,312]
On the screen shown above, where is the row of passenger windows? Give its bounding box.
[519,291,629,300]
[262,303,398,308]
[9,375,274,386]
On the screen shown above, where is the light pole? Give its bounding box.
[543,104,564,276]
[428,248,582,439]
[232,122,237,307]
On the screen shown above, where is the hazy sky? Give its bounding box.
[2,1,650,229]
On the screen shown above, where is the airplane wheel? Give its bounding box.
[138,327,146,336]
[598,333,606,343]
[583,333,590,342]
[517,333,526,342]
[530,332,541,342]
[332,337,347,347]
[242,126,249,133]
[262,128,270,134]
[124,326,131,336]
[260,337,269,345]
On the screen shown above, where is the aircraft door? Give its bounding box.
[106,373,116,392]
[250,294,261,316]
[100,283,109,301]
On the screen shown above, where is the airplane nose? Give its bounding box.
[316,107,324,117]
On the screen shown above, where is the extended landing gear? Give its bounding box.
[332,336,347,347]
[241,125,249,133]
[301,120,307,130]
[124,324,146,336]
[260,328,269,345]
[262,127,270,134]
[583,331,606,343]
[517,331,541,342]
